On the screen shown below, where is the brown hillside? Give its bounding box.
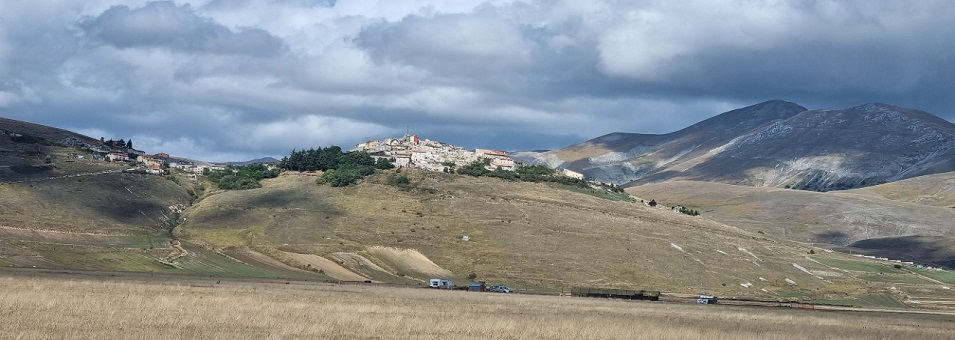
[628,181,955,245]
[844,171,955,208]
[177,169,902,299]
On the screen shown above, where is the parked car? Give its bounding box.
[488,285,512,293]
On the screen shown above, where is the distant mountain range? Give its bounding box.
[225,157,280,166]
[514,100,955,191]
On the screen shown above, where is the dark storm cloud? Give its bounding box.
[80,1,285,56]
[0,1,954,161]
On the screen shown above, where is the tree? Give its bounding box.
[126,139,133,150]
[375,157,395,169]
[209,164,282,190]
[318,164,374,187]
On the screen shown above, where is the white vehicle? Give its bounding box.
[489,285,512,293]
[429,278,453,289]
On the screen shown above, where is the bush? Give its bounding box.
[217,176,261,190]
[375,157,395,169]
[319,164,375,187]
[389,175,411,187]
[209,163,280,190]
[676,206,700,216]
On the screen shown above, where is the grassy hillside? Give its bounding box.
[0,172,191,234]
[2,115,952,306]
[629,180,955,274]
[173,169,953,303]
[0,117,110,182]
[845,171,955,208]
[628,181,955,245]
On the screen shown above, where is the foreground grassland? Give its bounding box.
[2,274,954,340]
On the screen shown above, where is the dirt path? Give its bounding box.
[166,240,188,262]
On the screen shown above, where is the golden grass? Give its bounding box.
[1,274,953,340]
[628,180,955,244]
[176,170,881,299]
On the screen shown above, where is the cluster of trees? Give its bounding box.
[280,146,394,187]
[100,137,133,149]
[675,206,701,216]
[207,164,280,190]
[456,160,592,188]
[281,147,393,172]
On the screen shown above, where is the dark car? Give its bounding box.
[488,285,512,293]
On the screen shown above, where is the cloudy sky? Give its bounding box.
[1,1,954,161]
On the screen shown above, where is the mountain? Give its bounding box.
[516,101,955,191]
[226,157,280,166]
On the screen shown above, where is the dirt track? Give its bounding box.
[2,266,954,319]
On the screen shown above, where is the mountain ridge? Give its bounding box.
[516,100,955,191]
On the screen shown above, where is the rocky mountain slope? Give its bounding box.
[516,101,955,191]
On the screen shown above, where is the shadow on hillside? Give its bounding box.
[838,236,955,269]
[811,231,852,246]
[26,172,191,232]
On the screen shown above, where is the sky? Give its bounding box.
[1,1,954,161]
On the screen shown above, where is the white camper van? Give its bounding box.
[429,278,453,289]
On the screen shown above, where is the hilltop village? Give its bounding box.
[52,132,588,182]
[57,136,225,176]
[354,134,585,179]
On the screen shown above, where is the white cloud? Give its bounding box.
[241,115,399,152]
[0,0,953,160]
[0,91,21,108]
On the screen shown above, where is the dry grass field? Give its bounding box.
[2,272,954,340]
[846,171,955,208]
[177,170,886,299]
[628,180,955,245]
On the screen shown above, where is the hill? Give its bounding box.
[3,116,955,308]
[1,117,99,181]
[0,116,97,143]
[169,169,955,303]
[844,171,955,208]
[516,101,955,191]
[226,157,280,166]
[627,179,955,268]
